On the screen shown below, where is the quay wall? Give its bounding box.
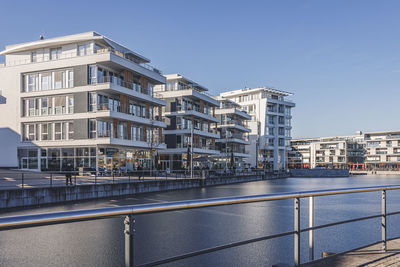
[0,174,288,209]
[290,169,349,177]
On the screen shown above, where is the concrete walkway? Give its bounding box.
[306,238,400,266]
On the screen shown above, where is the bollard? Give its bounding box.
[128,174,130,183]
[95,173,97,185]
[21,173,24,190]
[113,173,115,184]
[50,174,53,187]
[74,175,77,186]
[124,215,135,267]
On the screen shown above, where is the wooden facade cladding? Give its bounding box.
[140,77,148,94]
[113,119,118,138]
[124,70,133,89]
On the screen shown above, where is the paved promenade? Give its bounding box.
[0,169,194,190]
[306,238,400,266]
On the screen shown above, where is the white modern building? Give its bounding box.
[154,74,220,170]
[220,87,295,171]
[0,32,167,172]
[213,96,251,170]
[289,133,365,169]
[364,131,400,170]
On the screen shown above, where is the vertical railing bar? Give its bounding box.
[382,190,387,252]
[309,196,314,261]
[294,197,300,267]
[124,215,135,267]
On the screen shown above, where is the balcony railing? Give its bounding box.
[1,185,398,266]
[91,76,162,99]
[5,47,162,75]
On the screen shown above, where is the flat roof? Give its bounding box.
[0,31,150,63]
[164,73,208,92]
[220,87,293,98]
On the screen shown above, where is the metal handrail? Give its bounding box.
[0,185,399,266]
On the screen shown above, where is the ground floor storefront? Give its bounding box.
[159,153,215,171]
[18,146,156,173]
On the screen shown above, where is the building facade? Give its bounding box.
[0,32,167,172]
[220,87,295,171]
[289,134,365,169]
[364,131,400,170]
[154,74,220,170]
[213,96,251,170]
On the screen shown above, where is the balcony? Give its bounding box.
[5,47,162,75]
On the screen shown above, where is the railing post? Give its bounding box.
[382,190,387,252]
[309,196,314,261]
[124,215,135,267]
[294,197,300,267]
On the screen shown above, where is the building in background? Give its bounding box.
[364,131,400,171]
[289,133,365,169]
[220,87,295,171]
[0,32,167,172]
[213,96,251,170]
[154,74,220,170]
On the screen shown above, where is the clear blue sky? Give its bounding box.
[1,0,400,138]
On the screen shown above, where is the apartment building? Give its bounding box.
[220,87,295,171]
[213,96,251,170]
[289,134,365,169]
[0,32,167,172]
[154,74,220,170]
[364,131,400,170]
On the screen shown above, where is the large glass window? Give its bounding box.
[41,72,51,91]
[78,43,91,56]
[55,96,66,115]
[89,119,97,138]
[23,69,73,92]
[31,52,37,63]
[54,71,63,89]
[50,47,62,60]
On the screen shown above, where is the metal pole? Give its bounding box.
[191,124,194,179]
[294,197,300,267]
[382,190,387,251]
[21,173,24,190]
[124,215,135,267]
[309,196,314,261]
[50,173,53,188]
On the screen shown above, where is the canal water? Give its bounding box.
[1,176,400,266]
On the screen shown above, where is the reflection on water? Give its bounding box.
[1,176,400,266]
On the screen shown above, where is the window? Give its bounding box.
[68,96,74,114]
[55,123,62,140]
[50,47,62,60]
[25,124,36,141]
[54,96,66,114]
[31,52,37,63]
[78,43,90,56]
[68,122,74,140]
[68,70,74,88]
[54,71,63,89]
[41,73,51,91]
[41,123,51,140]
[41,98,49,115]
[27,74,38,92]
[89,119,97,138]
